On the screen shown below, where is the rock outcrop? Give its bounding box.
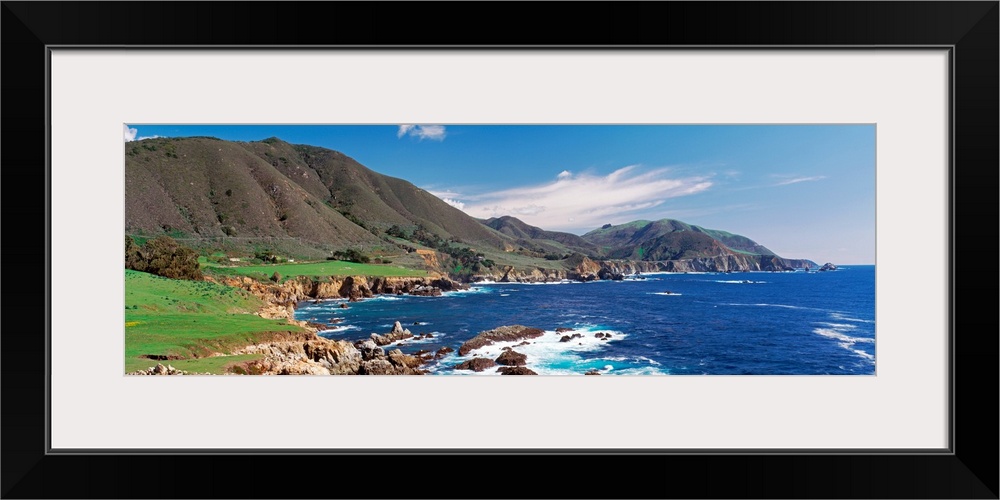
[497,366,538,375]
[818,262,838,271]
[369,321,414,346]
[129,363,187,375]
[458,325,545,356]
[495,350,528,366]
[227,324,426,375]
[454,358,497,372]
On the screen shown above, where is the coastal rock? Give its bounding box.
[370,322,414,346]
[559,335,572,342]
[555,327,573,333]
[495,350,528,366]
[595,332,605,338]
[232,335,363,375]
[454,358,497,372]
[585,369,601,375]
[435,347,455,359]
[819,262,838,271]
[356,340,385,360]
[387,349,424,370]
[497,366,538,375]
[129,363,186,375]
[359,358,395,375]
[458,325,546,356]
[410,285,442,297]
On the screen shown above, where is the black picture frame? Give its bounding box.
[3,2,996,498]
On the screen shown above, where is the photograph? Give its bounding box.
[4,0,995,496]
[124,124,875,376]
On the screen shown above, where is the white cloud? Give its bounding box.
[124,125,137,142]
[557,170,572,180]
[773,175,827,186]
[397,125,415,138]
[441,198,465,210]
[397,124,446,141]
[449,165,713,232]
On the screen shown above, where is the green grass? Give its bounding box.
[125,270,305,374]
[125,354,264,374]
[205,259,427,279]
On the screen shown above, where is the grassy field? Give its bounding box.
[124,270,305,374]
[203,259,427,280]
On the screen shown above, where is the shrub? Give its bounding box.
[386,225,408,239]
[331,248,370,264]
[125,235,203,280]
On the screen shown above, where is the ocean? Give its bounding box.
[294,266,875,375]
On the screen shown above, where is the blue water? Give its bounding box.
[294,266,875,375]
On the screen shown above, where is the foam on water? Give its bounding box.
[366,295,404,302]
[724,302,820,311]
[713,280,767,284]
[441,286,490,297]
[651,292,683,296]
[430,325,630,375]
[317,325,361,336]
[812,317,875,364]
[815,322,858,330]
[829,312,875,323]
[389,332,446,347]
[519,280,581,286]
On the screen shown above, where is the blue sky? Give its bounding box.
[125,124,875,264]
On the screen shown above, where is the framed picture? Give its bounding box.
[4,2,996,498]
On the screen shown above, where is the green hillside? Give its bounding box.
[583,219,776,260]
[124,269,305,373]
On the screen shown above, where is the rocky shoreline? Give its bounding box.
[137,256,820,375]
[471,255,816,284]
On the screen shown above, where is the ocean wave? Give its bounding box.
[500,294,510,297]
[389,332,445,347]
[713,280,767,284]
[829,312,875,323]
[852,349,875,361]
[813,327,874,344]
[437,325,627,375]
[608,366,667,375]
[317,325,361,335]
[813,325,875,365]
[724,303,816,310]
[366,295,404,302]
[651,292,683,296]
[441,287,490,297]
[595,355,661,366]
[814,322,858,330]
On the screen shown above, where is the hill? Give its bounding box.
[125,137,383,257]
[126,137,519,262]
[481,215,601,256]
[125,136,816,275]
[582,219,776,259]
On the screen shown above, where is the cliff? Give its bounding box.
[471,254,815,283]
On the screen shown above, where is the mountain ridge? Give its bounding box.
[124,136,818,275]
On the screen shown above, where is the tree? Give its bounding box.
[125,235,203,280]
